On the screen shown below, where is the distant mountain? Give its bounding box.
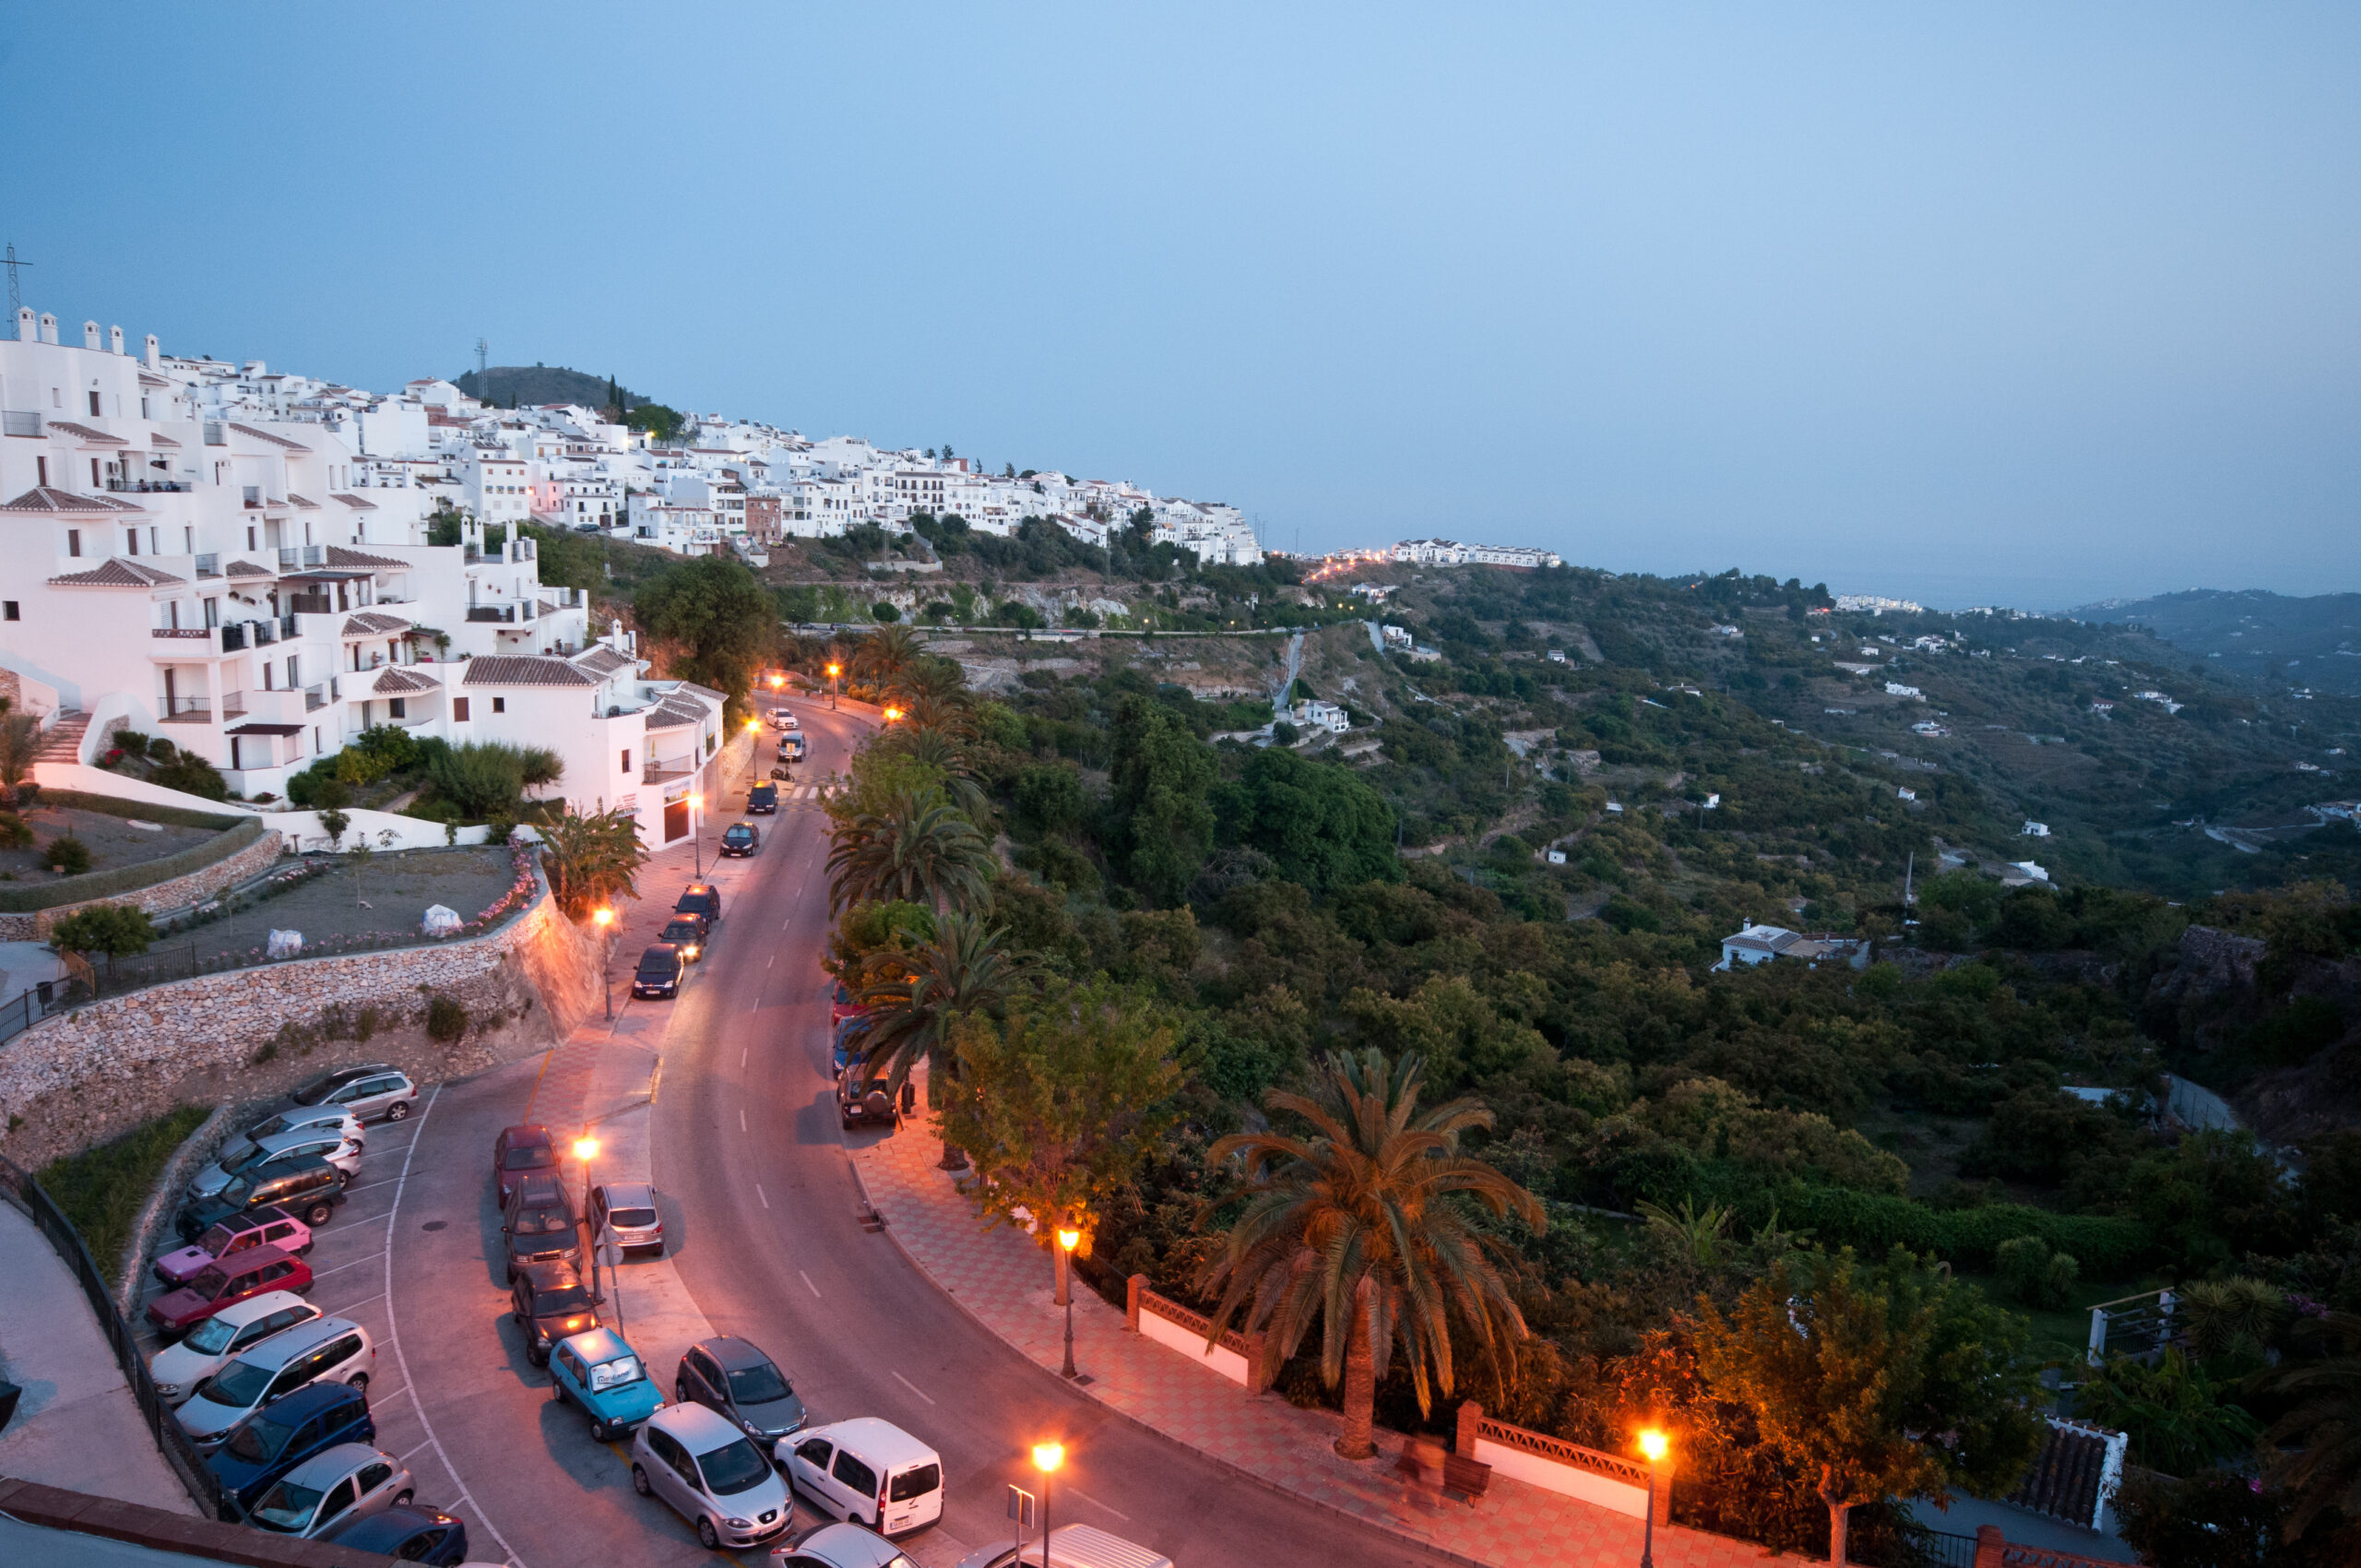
[454,364,651,412]
[2068,588,2361,694]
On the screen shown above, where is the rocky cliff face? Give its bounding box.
[2142,924,2361,1142]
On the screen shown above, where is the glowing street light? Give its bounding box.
[1056,1226,1082,1380]
[883,705,903,724]
[1031,1443,1064,1568]
[1636,1429,1668,1568]
[592,909,614,1017]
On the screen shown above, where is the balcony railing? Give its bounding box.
[220,690,248,718]
[194,552,220,577]
[150,625,212,641]
[276,546,325,569]
[548,587,586,607]
[466,605,517,623]
[303,684,326,712]
[3,411,42,438]
[158,696,212,724]
[221,623,249,651]
[106,480,192,493]
[287,594,332,614]
[643,758,694,784]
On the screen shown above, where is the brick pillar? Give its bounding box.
[1246,1329,1271,1394]
[1456,1400,1484,1456]
[1125,1274,1145,1333]
[1652,1455,1674,1526]
[1974,1525,2005,1568]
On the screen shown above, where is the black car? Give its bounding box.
[205,1381,374,1514]
[747,782,778,814]
[719,823,760,858]
[178,1157,347,1241]
[658,917,707,962]
[319,1503,470,1565]
[675,1336,807,1443]
[633,944,683,999]
[837,1066,913,1131]
[502,1173,582,1283]
[675,882,722,924]
[510,1261,601,1366]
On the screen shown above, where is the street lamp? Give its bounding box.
[883,705,903,724]
[1637,1428,1667,1568]
[825,662,841,709]
[1055,1226,1081,1380]
[688,791,705,877]
[592,909,614,1019]
[1030,1442,1063,1568]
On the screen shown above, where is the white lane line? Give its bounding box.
[799,1270,821,1299]
[382,1084,529,1568]
[304,1253,387,1280]
[889,1371,936,1406]
[741,1047,748,1068]
[397,1438,437,1463]
[338,1175,404,1197]
[767,953,775,968]
[757,1184,769,1210]
[331,1290,388,1313]
[1071,1488,1131,1521]
[740,1107,747,1133]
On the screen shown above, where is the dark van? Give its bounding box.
[746,782,778,814]
[633,945,683,1000]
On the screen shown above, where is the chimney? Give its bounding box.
[145,334,160,370]
[39,312,58,345]
[14,306,31,342]
[108,325,124,355]
[83,320,101,350]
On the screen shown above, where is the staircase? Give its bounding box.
[36,710,91,765]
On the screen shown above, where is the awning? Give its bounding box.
[226,722,305,736]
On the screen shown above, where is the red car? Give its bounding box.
[145,1245,311,1336]
[152,1206,314,1289]
[493,1123,557,1206]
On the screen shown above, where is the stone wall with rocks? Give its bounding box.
[0,869,600,1170]
[0,827,289,942]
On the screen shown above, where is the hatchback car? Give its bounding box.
[178,1157,348,1241]
[510,1261,601,1366]
[952,1525,1175,1568]
[205,1380,375,1514]
[634,944,683,999]
[492,1123,556,1206]
[782,1418,943,1538]
[149,1291,319,1408]
[147,1245,312,1336]
[589,1181,664,1256]
[176,1317,374,1453]
[748,782,779,814]
[659,918,707,962]
[632,1400,795,1551]
[319,1503,470,1565]
[720,823,760,858]
[290,1063,418,1123]
[502,1173,582,1283]
[675,882,723,924]
[549,1325,663,1442]
[777,1521,919,1568]
[187,1127,363,1204]
[245,1443,412,1538]
[676,1336,806,1444]
[154,1206,313,1289]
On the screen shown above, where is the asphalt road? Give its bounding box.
[364,696,1461,1568]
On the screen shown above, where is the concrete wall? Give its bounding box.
[1136,1300,1252,1387]
[1468,1435,1650,1519]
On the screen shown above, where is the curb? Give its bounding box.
[114,1102,237,1319]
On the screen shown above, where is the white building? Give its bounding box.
[1714,924,1873,972]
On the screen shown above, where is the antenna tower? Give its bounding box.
[475,337,488,393]
[3,244,30,318]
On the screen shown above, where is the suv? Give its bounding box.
[206,1380,375,1515]
[633,944,683,999]
[492,1123,557,1206]
[674,883,722,924]
[175,1317,375,1453]
[719,823,759,858]
[836,1067,911,1132]
[147,1246,312,1336]
[149,1291,320,1407]
[658,918,707,962]
[674,1336,805,1443]
[510,1261,601,1366]
[177,1157,347,1241]
[289,1064,418,1124]
[502,1172,582,1283]
[746,782,778,814]
[187,1127,362,1204]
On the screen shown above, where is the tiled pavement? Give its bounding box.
[848,1077,1815,1568]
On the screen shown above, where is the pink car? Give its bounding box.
[152,1206,314,1289]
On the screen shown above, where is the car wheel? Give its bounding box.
[632,1464,652,1497]
[697,1517,721,1550]
[394,1490,412,1507]
[386,1100,411,1122]
[528,1345,547,1368]
[347,1372,369,1395]
[674,1378,688,1403]
[552,1382,568,1406]
[303,1201,334,1225]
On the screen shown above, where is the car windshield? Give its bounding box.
[182,1313,241,1354]
[533,1285,595,1315]
[223,1411,294,1464]
[195,1222,242,1253]
[726,1361,791,1404]
[638,954,678,975]
[661,923,700,941]
[250,1479,324,1531]
[696,1436,774,1496]
[198,1357,275,1408]
[724,827,751,841]
[503,1144,553,1171]
[605,1206,657,1229]
[190,1266,230,1297]
[889,1462,941,1501]
[218,1136,260,1168]
[588,1355,643,1392]
[512,1206,574,1237]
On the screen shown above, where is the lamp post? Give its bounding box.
[592,908,613,1018]
[1030,1443,1062,1568]
[883,705,902,725]
[573,1135,599,1303]
[1055,1225,1081,1380]
[825,662,840,710]
[688,791,705,877]
[1638,1428,1667,1568]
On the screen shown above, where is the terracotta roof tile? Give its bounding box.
[1,486,142,514]
[340,612,412,637]
[225,560,274,577]
[227,422,309,452]
[287,493,321,509]
[330,493,378,510]
[45,421,127,446]
[326,545,407,569]
[459,656,599,688]
[2006,1420,2118,1527]
[49,557,185,588]
[371,666,441,695]
[571,646,632,675]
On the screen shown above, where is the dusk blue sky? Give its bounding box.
[5,5,2355,610]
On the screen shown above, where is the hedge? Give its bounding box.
[29,788,249,832]
[1758,1182,2153,1278]
[0,814,267,913]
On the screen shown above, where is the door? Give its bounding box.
[663,799,689,842]
[651,1431,698,1515]
[312,1476,360,1535]
[828,1447,878,1522]
[790,1439,834,1506]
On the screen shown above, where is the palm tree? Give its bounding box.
[899,691,978,743]
[854,624,923,690]
[890,656,970,710]
[881,726,992,820]
[538,803,650,919]
[2264,1312,2361,1544]
[851,909,1029,1099]
[0,709,41,806]
[1197,1050,1543,1459]
[826,789,995,915]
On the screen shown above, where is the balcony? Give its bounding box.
[107,480,192,493]
[548,587,586,608]
[276,545,325,570]
[219,690,248,719]
[194,552,220,578]
[466,605,518,624]
[286,593,333,615]
[221,623,249,651]
[151,625,213,643]
[3,411,42,438]
[643,757,695,784]
[303,684,326,712]
[159,696,213,725]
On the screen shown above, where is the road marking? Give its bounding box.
[800,1270,821,1299]
[305,1253,386,1280]
[1071,1488,1131,1522]
[890,1371,936,1406]
[741,1047,748,1068]
[381,1085,529,1568]
[757,1184,769,1210]
[338,1175,403,1197]
[648,1057,663,1105]
[767,953,775,968]
[397,1438,437,1463]
[332,1289,388,1313]
[741,1107,747,1133]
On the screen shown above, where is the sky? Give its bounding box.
[3,4,2355,612]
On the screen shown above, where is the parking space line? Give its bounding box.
[327,1289,387,1313]
[1071,1488,1131,1522]
[889,1371,936,1406]
[757,1184,769,1210]
[800,1271,821,1299]
[305,1253,386,1280]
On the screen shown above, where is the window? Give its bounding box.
[492,696,504,713]
[91,457,102,487]
[453,697,470,722]
[65,528,77,556]
[2,603,16,622]
[125,529,138,556]
[388,697,406,719]
[794,1439,833,1469]
[88,390,101,417]
[245,525,256,550]
[621,748,631,774]
[832,1450,878,1496]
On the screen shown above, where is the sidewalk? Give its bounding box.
[848,1085,1809,1568]
[0,1199,195,1515]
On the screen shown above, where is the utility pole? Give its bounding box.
[3,244,30,319]
[475,337,489,396]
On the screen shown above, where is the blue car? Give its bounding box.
[205,1381,374,1514]
[831,1014,869,1075]
[319,1503,469,1564]
[549,1325,664,1442]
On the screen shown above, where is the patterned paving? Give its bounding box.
[848,1077,1817,1568]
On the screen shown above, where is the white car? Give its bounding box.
[770,707,800,731]
[175,1317,374,1452]
[236,1106,367,1153]
[247,1443,412,1538]
[632,1401,795,1551]
[780,1418,942,1538]
[186,1127,363,1203]
[955,1525,1174,1568]
[148,1290,319,1407]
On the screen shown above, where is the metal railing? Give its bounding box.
[286,594,332,614]
[150,625,212,641]
[106,480,192,493]
[158,696,212,723]
[194,552,220,577]
[644,757,695,783]
[466,605,517,623]
[220,623,249,651]
[275,545,325,569]
[0,980,64,1045]
[0,1155,231,1519]
[3,410,43,438]
[303,683,326,711]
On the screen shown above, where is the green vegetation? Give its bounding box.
[37,1104,210,1268]
[634,554,776,724]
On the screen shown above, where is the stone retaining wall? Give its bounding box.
[0,827,288,942]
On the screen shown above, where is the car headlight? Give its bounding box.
[726,1517,753,1529]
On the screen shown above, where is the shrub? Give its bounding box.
[425,994,468,1042]
[150,752,229,801]
[111,729,153,754]
[423,742,536,819]
[872,601,901,624]
[36,1105,210,1267]
[45,836,94,875]
[1996,1235,2081,1308]
[0,811,30,849]
[147,735,175,760]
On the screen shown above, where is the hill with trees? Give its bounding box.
[454,363,650,413]
[2070,588,2361,696]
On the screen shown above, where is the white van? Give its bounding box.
[955,1524,1173,1568]
[779,1418,943,1537]
[174,1316,374,1452]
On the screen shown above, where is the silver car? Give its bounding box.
[238,1106,366,1150]
[590,1181,665,1257]
[631,1401,794,1551]
[246,1443,412,1538]
[290,1063,419,1123]
[187,1128,362,1203]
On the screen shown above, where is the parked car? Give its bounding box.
[492,1123,557,1206]
[836,1067,910,1132]
[510,1261,600,1367]
[153,1206,313,1289]
[589,1181,664,1257]
[675,1336,806,1443]
[659,918,708,962]
[502,1172,582,1283]
[146,1244,311,1337]
[953,1525,1175,1568]
[175,1317,374,1453]
[548,1325,663,1442]
[632,1400,794,1551]
[720,823,760,858]
[245,1443,412,1538]
[634,944,684,999]
[831,1015,868,1075]
[781,733,807,765]
[289,1063,418,1123]
[747,782,779,814]
[186,1127,363,1204]
[177,1156,347,1241]
[675,882,723,924]
[319,1503,470,1565]
[775,1521,915,1568]
[229,1107,366,1159]
[830,981,865,1029]
[781,1418,943,1538]
[205,1380,375,1515]
[769,707,799,731]
[149,1291,319,1407]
